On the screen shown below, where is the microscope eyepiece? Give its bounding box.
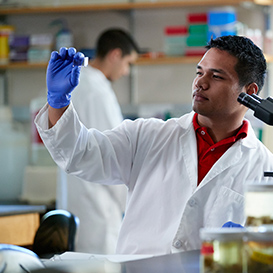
[237,93,261,111]
[237,92,273,125]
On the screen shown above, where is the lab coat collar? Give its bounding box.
[176,111,258,149]
[177,112,198,192]
[177,112,245,191]
[176,111,195,130]
[196,121,258,190]
[240,119,259,149]
[176,111,258,191]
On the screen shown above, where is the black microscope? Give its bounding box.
[238,92,273,177]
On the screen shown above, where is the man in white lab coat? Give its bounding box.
[57,28,139,254]
[35,35,273,255]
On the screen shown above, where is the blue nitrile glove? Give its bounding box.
[47,47,85,109]
[222,221,244,228]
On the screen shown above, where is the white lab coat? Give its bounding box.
[35,105,273,255]
[56,65,127,254]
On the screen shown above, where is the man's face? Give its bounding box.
[109,50,138,81]
[192,48,245,122]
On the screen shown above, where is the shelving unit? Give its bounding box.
[0,62,47,70]
[1,0,273,69]
[1,54,273,71]
[0,1,270,107]
[1,0,272,108]
[0,0,272,15]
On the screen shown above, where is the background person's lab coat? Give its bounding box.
[57,65,127,254]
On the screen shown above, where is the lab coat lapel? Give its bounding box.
[198,120,258,187]
[180,124,198,190]
[199,141,242,187]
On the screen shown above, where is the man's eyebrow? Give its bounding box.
[196,65,227,75]
[210,68,227,74]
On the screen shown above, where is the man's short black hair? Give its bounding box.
[96,28,140,59]
[206,35,267,94]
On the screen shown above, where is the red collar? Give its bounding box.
[192,113,248,143]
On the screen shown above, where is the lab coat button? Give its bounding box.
[188,199,196,207]
[174,240,182,249]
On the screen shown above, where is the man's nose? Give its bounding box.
[195,75,209,90]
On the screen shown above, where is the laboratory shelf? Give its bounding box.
[0,62,47,70]
[0,57,210,70]
[136,56,202,65]
[1,54,273,70]
[0,0,272,15]
[0,57,201,70]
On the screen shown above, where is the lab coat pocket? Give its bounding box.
[206,186,244,227]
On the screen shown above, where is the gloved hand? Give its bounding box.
[222,221,244,228]
[47,47,85,109]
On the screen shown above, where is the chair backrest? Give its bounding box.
[32,209,79,258]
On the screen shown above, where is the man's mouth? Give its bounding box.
[193,92,208,102]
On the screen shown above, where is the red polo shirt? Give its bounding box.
[193,113,248,185]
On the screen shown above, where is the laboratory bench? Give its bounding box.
[41,249,200,273]
[0,204,46,247]
[121,250,200,273]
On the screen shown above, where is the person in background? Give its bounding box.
[56,28,139,254]
[36,35,273,255]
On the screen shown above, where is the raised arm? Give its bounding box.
[46,47,84,128]
[48,106,68,128]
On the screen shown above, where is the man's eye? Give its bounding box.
[213,75,223,79]
[196,71,202,75]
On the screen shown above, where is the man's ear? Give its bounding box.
[108,48,122,62]
[246,82,259,96]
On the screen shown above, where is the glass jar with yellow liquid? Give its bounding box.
[200,228,245,273]
[244,183,273,226]
[244,225,273,273]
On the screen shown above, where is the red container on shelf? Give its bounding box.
[165,25,188,36]
[187,13,208,24]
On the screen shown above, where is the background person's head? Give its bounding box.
[94,28,140,81]
[206,35,267,94]
[96,28,140,59]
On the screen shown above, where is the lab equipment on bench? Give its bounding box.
[244,225,273,273]
[238,92,273,178]
[200,228,245,273]
[235,93,273,271]
[244,183,273,226]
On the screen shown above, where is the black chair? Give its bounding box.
[0,244,44,273]
[32,209,79,259]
